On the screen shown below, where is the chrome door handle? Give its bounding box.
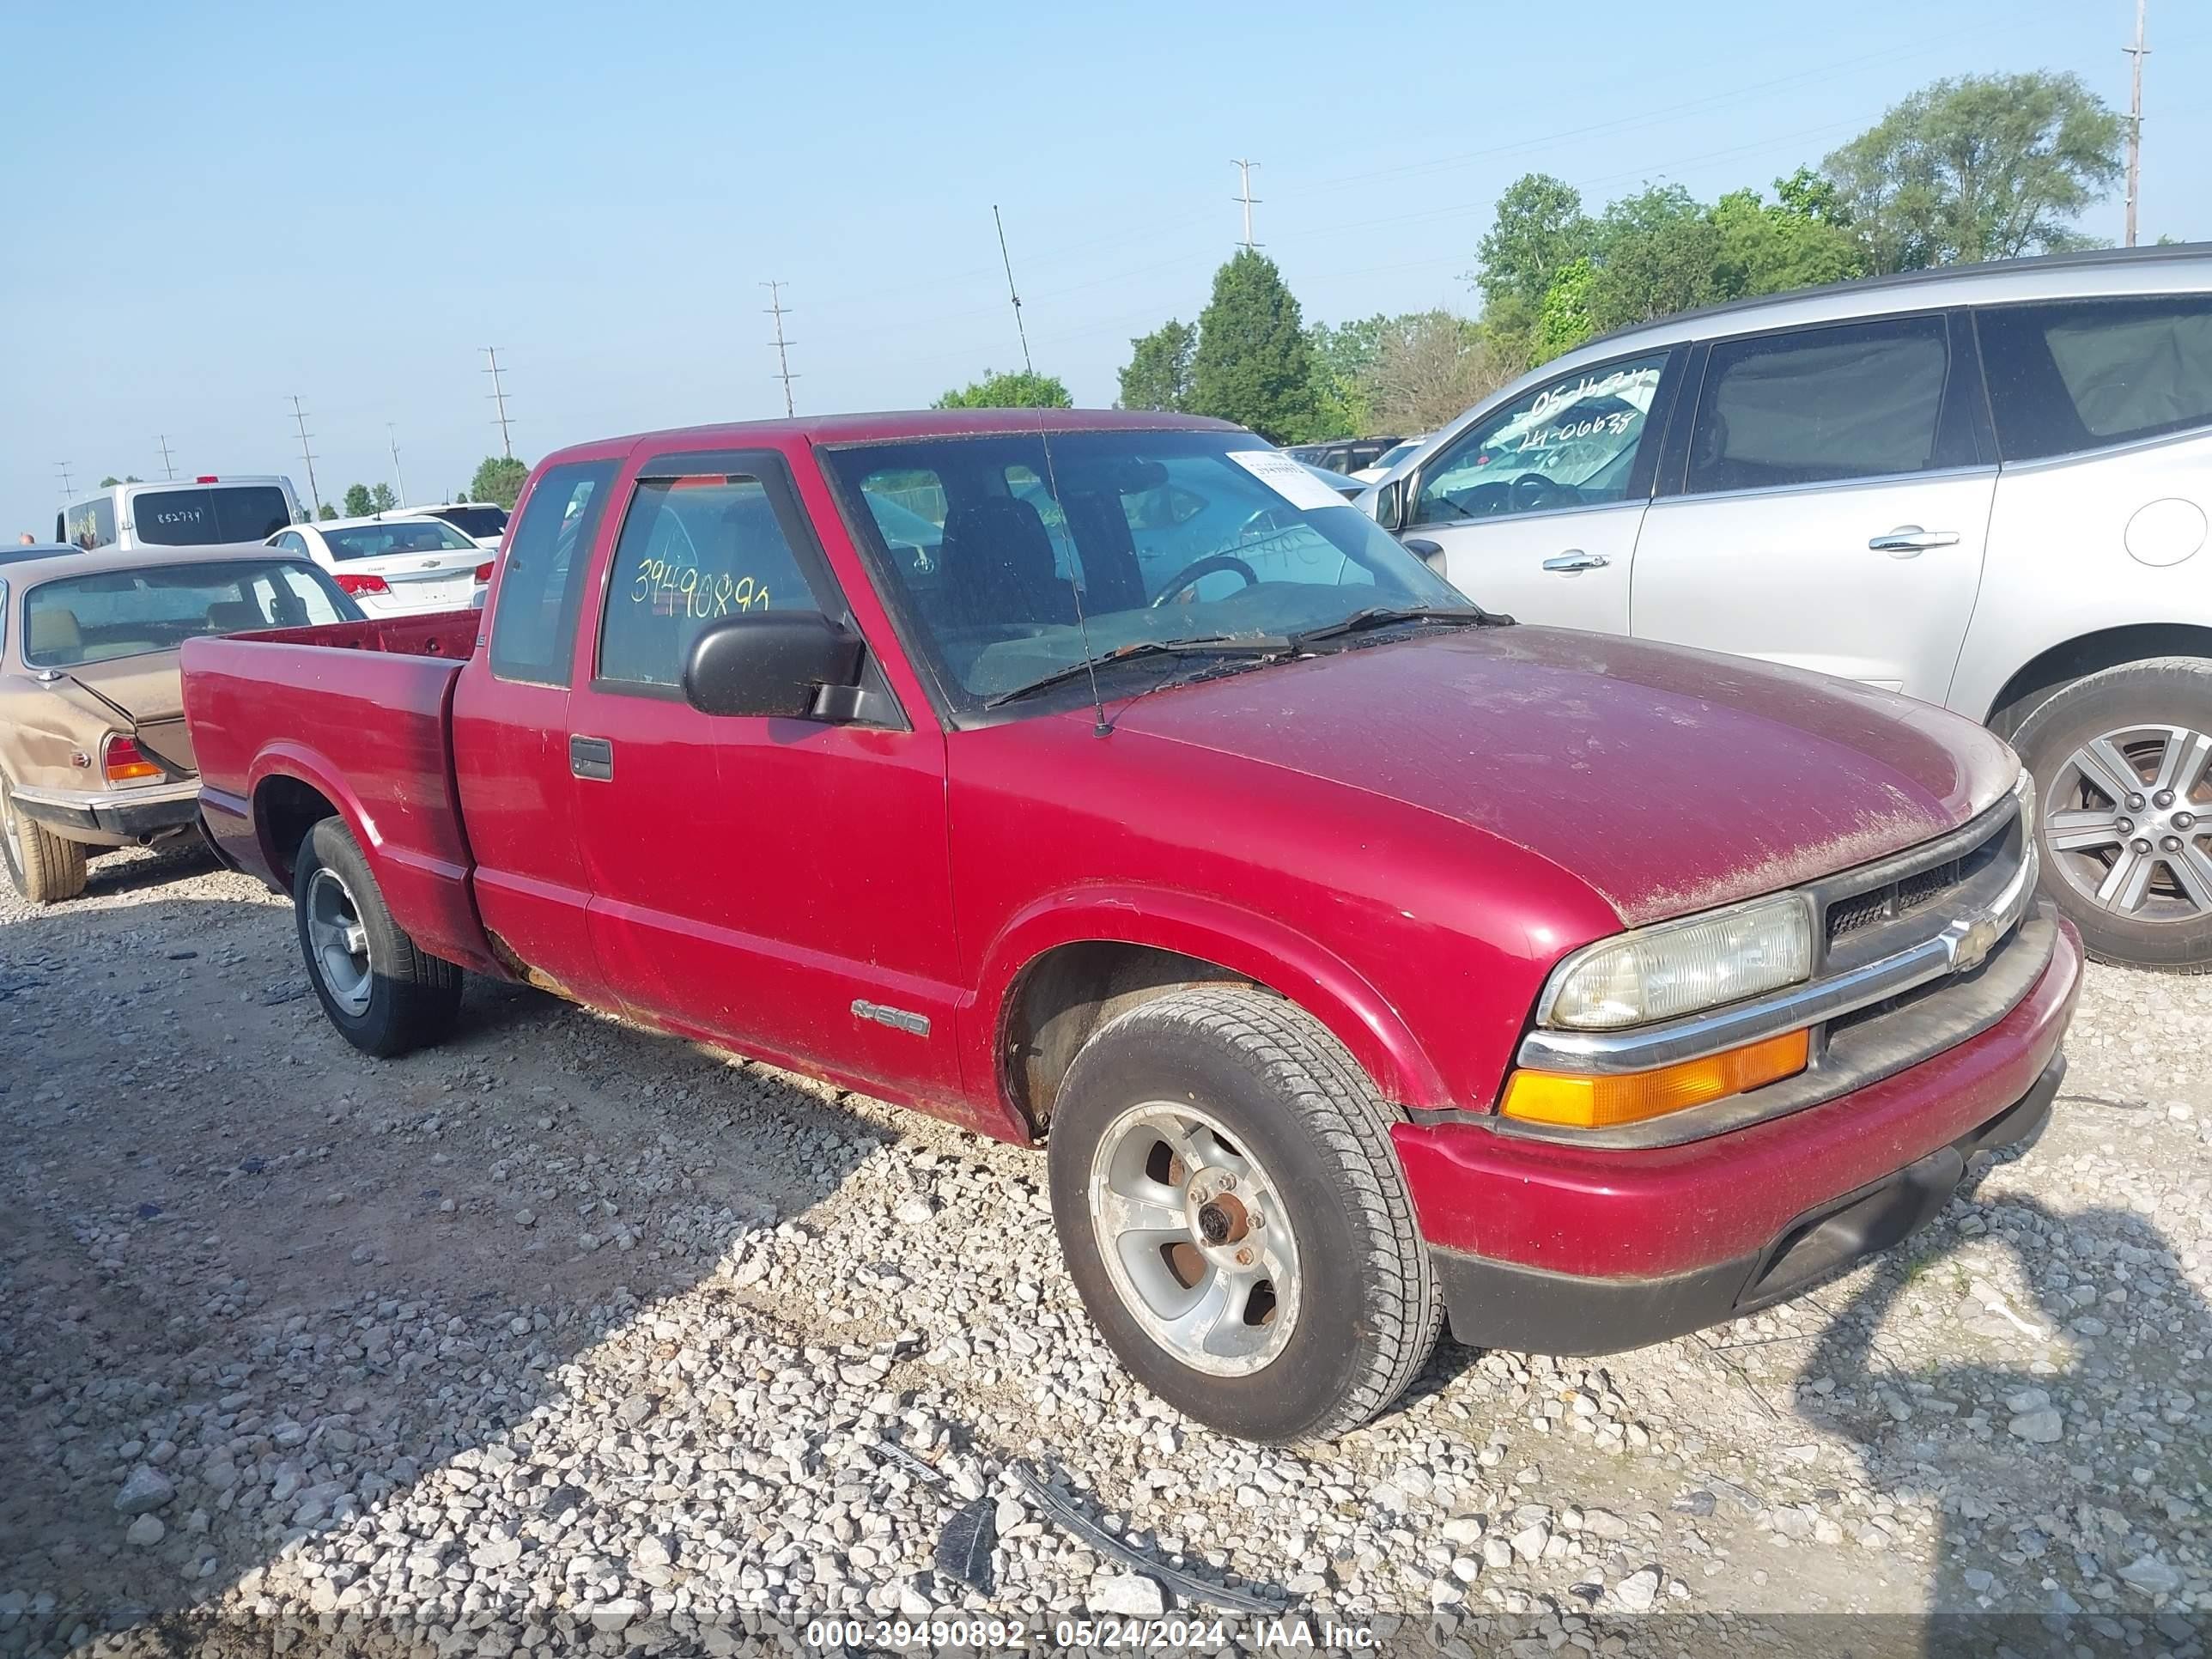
[1868,526,1960,556]
[1541,550,1610,573]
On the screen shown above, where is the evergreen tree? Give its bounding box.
[1188,250,1319,443]
[1116,321,1198,411]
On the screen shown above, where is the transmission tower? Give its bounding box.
[484,347,515,459]
[763,282,799,417]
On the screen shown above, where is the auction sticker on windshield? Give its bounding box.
[1226,449,1352,513]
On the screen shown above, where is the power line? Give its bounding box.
[483,346,515,459]
[992,206,1034,375]
[388,423,409,505]
[762,281,799,416]
[2124,0,2149,247]
[288,396,320,511]
[155,434,176,481]
[1232,158,1262,250]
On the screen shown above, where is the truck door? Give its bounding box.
[449,454,624,1002]
[563,447,963,1105]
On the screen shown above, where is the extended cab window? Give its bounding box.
[1413,352,1667,526]
[1685,317,1951,494]
[488,460,617,685]
[1977,295,2212,460]
[597,473,831,689]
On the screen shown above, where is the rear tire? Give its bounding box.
[1047,985,1441,1443]
[0,776,88,904]
[2013,656,2212,971]
[292,817,463,1055]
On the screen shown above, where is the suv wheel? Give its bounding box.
[0,775,88,904]
[1047,985,1441,1443]
[293,817,464,1054]
[2013,656,2212,971]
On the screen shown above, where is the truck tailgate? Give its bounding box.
[179,619,493,973]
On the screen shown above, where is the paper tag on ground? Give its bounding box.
[1225,449,1352,514]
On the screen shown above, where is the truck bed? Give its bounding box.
[179,613,494,972]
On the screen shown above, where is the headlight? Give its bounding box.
[1539,894,1814,1030]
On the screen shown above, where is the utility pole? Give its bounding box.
[388,423,409,504]
[55,461,74,501]
[1232,159,1262,251]
[762,282,799,417]
[992,206,1034,375]
[483,346,514,459]
[2124,0,2148,247]
[155,434,176,481]
[288,395,321,513]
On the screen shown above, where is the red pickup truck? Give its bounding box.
[181,410,2080,1443]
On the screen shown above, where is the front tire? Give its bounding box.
[2013,656,2212,971]
[1047,986,1441,1443]
[292,817,463,1055]
[0,776,88,903]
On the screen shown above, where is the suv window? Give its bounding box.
[1977,295,2212,460]
[1412,352,1668,526]
[597,473,831,689]
[63,495,117,550]
[1686,317,1950,494]
[487,460,617,685]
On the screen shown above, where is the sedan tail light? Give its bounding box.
[473,562,493,582]
[103,735,161,784]
[332,572,390,595]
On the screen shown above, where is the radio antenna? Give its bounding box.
[993,205,1034,375]
[1030,416,1111,738]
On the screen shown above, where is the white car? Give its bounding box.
[58,476,302,552]
[265,516,489,617]
[402,501,509,551]
[1364,244,2212,971]
[1352,435,1432,485]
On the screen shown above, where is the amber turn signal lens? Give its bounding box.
[103,736,160,783]
[1499,1028,1810,1129]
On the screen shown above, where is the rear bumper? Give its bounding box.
[10,779,202,841]
[1392,915,2081,1353]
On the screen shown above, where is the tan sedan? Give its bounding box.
[0,542,360,902]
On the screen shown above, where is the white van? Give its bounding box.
[57,477,302,553]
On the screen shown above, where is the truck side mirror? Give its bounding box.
[1371,477,1407,532]
[683,611,866,720]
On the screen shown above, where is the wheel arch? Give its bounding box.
[981,889,1451,1139]
[1982,623,2212,734]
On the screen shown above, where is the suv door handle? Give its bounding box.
[1541,550,1610,572]
[1868,526,1960,556]
[568,734,614,781]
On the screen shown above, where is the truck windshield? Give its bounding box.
[825,429,1470,711]
[23,559,358,668]
[131,486,294,545]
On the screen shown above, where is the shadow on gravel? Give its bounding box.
[0,891,896,1654]
[79,838,224,902]
[1793,1158,2212,1659]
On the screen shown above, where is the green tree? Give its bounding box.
[1116,321,1198,412]
[1306,314,1395,436]
[317,502,337,521]
[933,368,1073,410]
[1581,184,1725,334]
[1712,186,1863,298]
[1188,248,1320,443]
[342,483,375,517]
[1474,174,1595,314]
[1820,70,2124,272]
[97,475,143,487]
[1774,165,1850,226]
[1534,258,1599,361]
[470,457,531,510]
[371,483,398,514]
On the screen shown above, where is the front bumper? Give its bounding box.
[10,778,203,840]
[1392,915,2081,1354]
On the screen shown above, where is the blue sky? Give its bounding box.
[3,0,2203,529]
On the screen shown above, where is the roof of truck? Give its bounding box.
[578,407,1242,461]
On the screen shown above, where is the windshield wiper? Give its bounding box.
[983,635,1291,709]
[1288,605,1504,651]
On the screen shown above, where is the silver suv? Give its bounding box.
[1367,245,2212,971]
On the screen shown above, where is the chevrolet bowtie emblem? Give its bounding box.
[1950,916,1999,974]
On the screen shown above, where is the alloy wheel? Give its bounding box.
[304,866,374,1016]
[2045,723,2212,921]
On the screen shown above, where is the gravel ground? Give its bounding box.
[3,842,2209,1657]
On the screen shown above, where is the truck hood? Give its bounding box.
[1108,626,2016,927]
